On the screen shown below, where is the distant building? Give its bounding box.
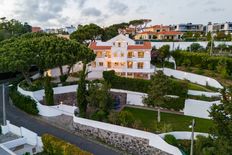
[171,23,204,32]
[144,25,170,33]
[134,31,157,40]
[32,27,42,33]
[156,31,183,40]
[63,25,76,34]
[89,34,154,79]
[207,22,232,34]
[44,28,59,34]
[134,31,183,41]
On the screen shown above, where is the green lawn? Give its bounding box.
[123,107,213,133]
[170,78,214,92]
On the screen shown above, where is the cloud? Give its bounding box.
[76,0,87,8]
[108,0,129,14]
[206,7,225,12]
[14,0,67,22]
[82,7,102,17]
[135,5,148,14]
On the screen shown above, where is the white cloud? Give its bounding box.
[0,0,231,28]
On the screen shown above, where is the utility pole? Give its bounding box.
[210,33,214,56]
[190,119,195,155]
[2,84,6,126]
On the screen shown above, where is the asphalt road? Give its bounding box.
[0,84,120,155]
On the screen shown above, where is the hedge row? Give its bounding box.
[172,51,232,75]
[9,88,39,115]
[103,70,188,97]
[42,134,92,155]
[103,70,150,93]
[162,97,185,111]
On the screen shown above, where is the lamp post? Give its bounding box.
[189,119,195,155]
[2,84,6,126]
[2,83,13,126]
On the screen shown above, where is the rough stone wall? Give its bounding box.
[73,122,171,155]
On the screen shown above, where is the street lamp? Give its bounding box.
[189,119,195,155]
[1,83,13,126]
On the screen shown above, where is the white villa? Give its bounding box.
[88,34,154,79]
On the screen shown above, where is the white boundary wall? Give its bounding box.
[159,132,209,140]
[188,90,221,97]
[1,121,43,154]
[18,85,220,119]
[18,85,78,117]
[184,99,221,119]
[73,116,182,155]
[158,68,223,89]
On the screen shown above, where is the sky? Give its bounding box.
[0,0,231,28]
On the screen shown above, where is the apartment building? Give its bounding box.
[89,34,154,79]
[171,23,204,32]
[207,22,232,34]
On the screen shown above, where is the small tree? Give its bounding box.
[143,71,170,122]
[44,74,54,106]
[158,45,170,68]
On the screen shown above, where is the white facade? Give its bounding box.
[89,34,154,79]
[171,23,204,32]
[207,22,232,34]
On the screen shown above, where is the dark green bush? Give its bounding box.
[164,134,178,146]
[173,51,232,76]
[42,134,92,155]
[59,75,68,83]
[162,97,185,111]
[44,76,54,106]
[9,88,39,115]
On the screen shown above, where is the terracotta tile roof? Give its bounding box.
[89,42,111,50]
[157,31,183,35]
[89,41,152,50]
[146,25,170,29]
[128,42,152,50]
[137,31,157,35]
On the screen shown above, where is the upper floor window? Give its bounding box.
[99,62,104,66]
[96,51,103,58]
[138,51,144,58]
[127,61,133,69]
[114,52,118,57]
[121,52,124,57]
[137,62,144,69]
[118,42,121,47]
[106,51,111,58]
[127,51,133,58]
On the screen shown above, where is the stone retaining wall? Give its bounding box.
[73,122,171,155]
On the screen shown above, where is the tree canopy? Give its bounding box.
[0,18,31,41]
[70,23,103,44]
[0,32,95,84]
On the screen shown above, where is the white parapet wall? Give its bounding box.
[1,121,43,154]
[73,116,182,155]
[17,85,78,117]
[158,68,223,89]
[188,90,221,97]
[184,99,221,119]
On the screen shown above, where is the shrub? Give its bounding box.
[9,88,39,115]
[59,75,68,83]
[42,134,92,155]
[44,76,54,106]
[173,51,232,76]
[118,111,135,127]
[163,97,185,111]
[164,134,178,146]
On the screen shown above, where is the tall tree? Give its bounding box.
[143,71,170,122]
[70,23,103,44]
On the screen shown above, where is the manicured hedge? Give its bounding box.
[42,134,92,155]
[172,51,232,75]
[162,97,185,111]
[9,88,39,115]
[103,70,150,93]
[103,70,188,97]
